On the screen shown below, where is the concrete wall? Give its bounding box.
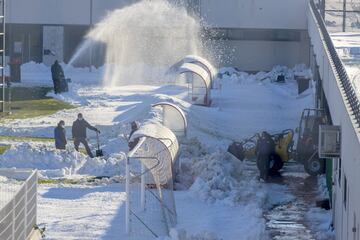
[6,0,138,25]
[5,0,310,69]
[209,31,310,71]
[200,0,309,30]
[308,5,360,240]
[6,0,308,29]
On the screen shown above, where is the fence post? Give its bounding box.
[141,163,145,211]
[35,171,38,225]
[125,156,130,235]
[12,198,15,240]
[24,176,28,238]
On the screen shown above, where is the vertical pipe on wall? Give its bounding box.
[89,0,93,71]
[28,34,31,62]
[342,0,347,32]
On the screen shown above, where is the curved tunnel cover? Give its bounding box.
[152,102,187,137]
[183,55,217,80]
[130,121,179,162]
[178,62,211,90]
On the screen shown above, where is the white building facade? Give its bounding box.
[6,0,310,70]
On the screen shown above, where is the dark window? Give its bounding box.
[203,28,303,42]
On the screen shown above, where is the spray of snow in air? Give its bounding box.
[69,0,204,87]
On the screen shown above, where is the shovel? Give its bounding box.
[96,132,104,157]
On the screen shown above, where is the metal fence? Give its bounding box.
[0,169,38,240]
[310,0,360,128]
[319,0,360,32]
[125,123,179,239]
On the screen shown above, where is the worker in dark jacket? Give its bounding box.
[72,113,100,158]
[54,120,67,150]
[128,121,140,151]
[51,60,65,94]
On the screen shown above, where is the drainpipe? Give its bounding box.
[342,0,347,32]
[89,0,93,71]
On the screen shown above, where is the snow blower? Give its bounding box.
[95,132,104,157]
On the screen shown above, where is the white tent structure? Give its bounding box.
[126,122,178,238]
[178,62,212,106]
[183,55,217,86]
[152,102,187,138]
[167,55,217,89]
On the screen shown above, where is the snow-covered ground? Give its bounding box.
[0,62,333,239]
[0,176,22,208]
[332,32,360,90]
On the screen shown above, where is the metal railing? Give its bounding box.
[126,135,178,239]
[0,169,38,240]
[310,0,360,128]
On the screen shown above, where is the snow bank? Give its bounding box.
[175,138,268,239]
[0,143,126,178]
[5,61,104,87]
[217,64,312,84]
[305,207,334,240]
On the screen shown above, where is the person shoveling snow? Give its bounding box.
[54,120,67,150]
[72,113,100,158]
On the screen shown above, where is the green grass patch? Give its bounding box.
[38,178,85,185]
[1,87,53,101]
[38,176,115,185]
[0,86,75,121]
[0,136,54,142]
[0,145,10,154]
[2,98,74,121]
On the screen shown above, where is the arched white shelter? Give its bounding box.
[152,102,187,138]
[183,55,217,85]
[178,62,212,106]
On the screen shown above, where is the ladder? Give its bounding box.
[0,0,5,113]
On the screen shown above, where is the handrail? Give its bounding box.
[310,0,360,128]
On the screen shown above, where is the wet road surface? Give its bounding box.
[265,163,319,240]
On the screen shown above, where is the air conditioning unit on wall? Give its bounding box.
[318,125,341,158]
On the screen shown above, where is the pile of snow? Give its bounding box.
[303,175,334,239]
[5,61,104,87]
[217,64,312,84]
[305,207,334,240]
[0,143,126,178]
[174,139,268,239]
[178,139,263,206]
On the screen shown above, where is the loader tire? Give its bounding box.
[304,157,325,176]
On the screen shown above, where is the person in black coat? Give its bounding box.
[72,113,100,158]
[51,60,65,94]
[128,121,140,151]
[54,120,67,150]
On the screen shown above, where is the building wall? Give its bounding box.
[200,0,309,30]
[308,6,360,240]
[5,0,310,69]
[207,29,310,71]
[6,0,139,25]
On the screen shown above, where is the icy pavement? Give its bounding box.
[265,164,334,240]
